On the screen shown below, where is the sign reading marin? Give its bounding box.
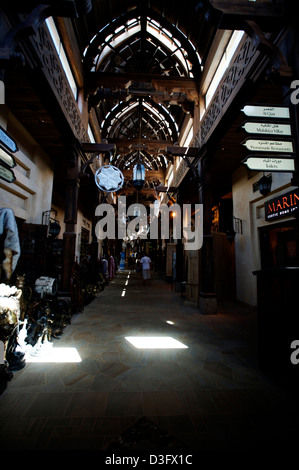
[265,189,299,221]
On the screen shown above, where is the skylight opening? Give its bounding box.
[45,17,77,99]
[88,124,95,143]
[87,15,200,77]
[146,23,190,75]
[205,30,245,109]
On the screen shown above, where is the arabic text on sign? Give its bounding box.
[242,122,292,136]
[243,156,295,172]
[0,163,16,183]
[241,105,290,119]
[243,139,294,153]
[0,147,16,168]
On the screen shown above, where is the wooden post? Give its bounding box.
[198,156,217,314]
[61,146,80,291]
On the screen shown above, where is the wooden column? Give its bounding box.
[198,156,217,314]
[61,146,80,291]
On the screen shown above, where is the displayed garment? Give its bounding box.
[100,257,108,278]
[108,255,115,280]
[0,208,20,280]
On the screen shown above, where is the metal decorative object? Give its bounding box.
[94,165,124,192]
[34,277,58,297]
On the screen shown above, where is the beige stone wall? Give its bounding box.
[0,106,54,224]
[232,165,296,306]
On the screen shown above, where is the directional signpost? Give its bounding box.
[0,125,18,183]
[241,105,290,119]
[242,156,295,172]
[0,164,16,183]
[0,147,16,168]
[242,122,292,136]
[241,104,296,174]
[0,126,18,153]
[242,139,294,153]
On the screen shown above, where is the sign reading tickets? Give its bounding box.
[265,189,299,221]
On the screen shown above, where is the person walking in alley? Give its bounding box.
[140,252,151,286]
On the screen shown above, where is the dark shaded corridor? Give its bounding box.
[0,271,298,453]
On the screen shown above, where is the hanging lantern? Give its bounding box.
[133,162,145,190]
[258,174,272,196]
[95,165,124,192]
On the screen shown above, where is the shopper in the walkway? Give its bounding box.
[140,252,151,286]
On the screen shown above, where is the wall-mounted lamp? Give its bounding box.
[226,216,243,243]
[42,209,61,238]
[258,174,272,196]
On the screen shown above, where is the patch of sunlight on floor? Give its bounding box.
[25,345,82,363]
[125,336,188,349]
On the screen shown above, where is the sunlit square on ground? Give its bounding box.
[125,336,188,349]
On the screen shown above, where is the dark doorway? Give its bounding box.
[259,221,299,268]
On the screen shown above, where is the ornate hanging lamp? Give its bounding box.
[133,161,145,191]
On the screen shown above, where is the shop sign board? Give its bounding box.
[242,139,294,153]
[0,162,16,183]
[0,126,18,153]
[242,122,292,136]
[241,105,290,119]
[0,146,16,168]
[242,155,295,172]
[265,189,299,221]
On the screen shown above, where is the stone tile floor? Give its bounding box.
[0,270,299,455]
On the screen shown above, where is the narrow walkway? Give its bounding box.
[0,271,298,452]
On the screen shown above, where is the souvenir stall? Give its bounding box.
[0,207,72,393]
[0,207,23,393]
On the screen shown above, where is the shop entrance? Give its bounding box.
[259,220,299,268]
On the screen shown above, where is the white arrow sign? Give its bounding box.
[242,139,294,153]
[243,156,295,172]
[0,147,16,168]
[242,122,292,136]
[241,105,290,119]
[0,126,18,152]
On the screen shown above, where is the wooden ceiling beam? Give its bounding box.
[122,169,165,180]
[86,71,199,100]
[210,0,285,18]
[109,139,173,150]
[167,146,199,157]
[81,142,116,153]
